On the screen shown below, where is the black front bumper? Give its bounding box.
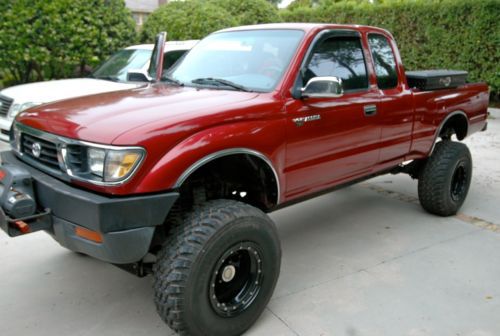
[0,151,178,264]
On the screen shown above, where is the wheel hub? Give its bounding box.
[222,265,236,282]
[209,242,263,317]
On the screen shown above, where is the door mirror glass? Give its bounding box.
[127,69,150,82]
[301,76,344,98]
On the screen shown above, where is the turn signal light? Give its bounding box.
[75,227,103,243]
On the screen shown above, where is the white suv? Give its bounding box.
[0,40,198,142]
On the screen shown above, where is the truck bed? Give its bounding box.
[408,82,489,158]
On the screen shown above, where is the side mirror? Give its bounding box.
[127,69,151,82]
[301,77,343,99]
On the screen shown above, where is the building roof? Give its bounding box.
[125,0,159,13]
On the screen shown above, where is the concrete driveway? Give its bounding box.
[1,111,499,336]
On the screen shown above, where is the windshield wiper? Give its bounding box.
[191,77,251,92]
[161,75,184,86]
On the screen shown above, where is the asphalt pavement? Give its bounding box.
[1,109,499,336]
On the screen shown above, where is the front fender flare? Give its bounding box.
[133,120,286,203]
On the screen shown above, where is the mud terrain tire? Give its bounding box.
[418,141,472,216]
[153,200,281,336]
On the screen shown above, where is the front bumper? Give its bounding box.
[0,151,178,264]
[0,117,12,142]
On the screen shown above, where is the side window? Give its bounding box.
[163,50,188,71]
[305,36,369,92]
[368,34,398,90]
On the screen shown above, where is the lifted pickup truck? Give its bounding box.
[0,24,489,336]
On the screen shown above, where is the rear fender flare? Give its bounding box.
[429,110,469,155]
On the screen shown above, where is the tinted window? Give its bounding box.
[163,50,188,71]
[305,36,369,92]
[368,34,398,89]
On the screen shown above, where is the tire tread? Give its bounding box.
[418,141,472,216]
[153,199,277,335]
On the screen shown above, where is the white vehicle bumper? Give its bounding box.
[0,117,12,142]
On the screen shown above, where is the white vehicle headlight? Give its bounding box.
[8,102,42,119]
[8,104,21,119]
[85,147,144,183]
[12,123,22,151]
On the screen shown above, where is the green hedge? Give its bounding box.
[0,0,137,87]
[281,0,500,99]
[141,1,238,42]
[208,0,281,26]
[141,0,280,42]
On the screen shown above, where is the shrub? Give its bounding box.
[208,0,281,25]
[281,0,500,98]
[141,0,281,43]
[140,1,237,42]
[0,0,137,86]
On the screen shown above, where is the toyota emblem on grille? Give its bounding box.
[32,142,42,158]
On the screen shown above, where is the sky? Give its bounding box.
[279,0,294,8]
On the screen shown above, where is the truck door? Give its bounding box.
[284,31,382,198]
[366,33,414,164]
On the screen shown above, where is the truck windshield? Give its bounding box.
[167,29,305,92]
[92,49,152,82]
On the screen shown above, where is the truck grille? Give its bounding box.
[0,94,14,117]
[65,145,86,173]
[21,133,60,170]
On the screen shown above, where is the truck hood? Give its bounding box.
[1,78,141,105]
[17,84,260,144]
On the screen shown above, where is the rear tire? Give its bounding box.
[153,200,281,336]
[418,141,472,216]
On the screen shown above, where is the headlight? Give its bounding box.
[88,148,106,177]
[84,147,144,183]
[8,102,42,119]
[8,104,21,119]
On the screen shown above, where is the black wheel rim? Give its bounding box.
[451,161,468,202]
[209,242,263,317]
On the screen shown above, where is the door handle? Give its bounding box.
[364,105,377,116]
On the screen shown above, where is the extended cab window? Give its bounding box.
[368,34,398,89]
[305,36,369,92]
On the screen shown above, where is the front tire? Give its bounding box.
[418,141,472,216]
[153,200,281,336]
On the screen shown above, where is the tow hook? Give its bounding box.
[13,220,31,234]
[0,165,53,237]
[0,208,52,237]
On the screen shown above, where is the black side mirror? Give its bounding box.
[127,69,150,82]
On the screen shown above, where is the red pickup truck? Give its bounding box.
[0,24,489,335]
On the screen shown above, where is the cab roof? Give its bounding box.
[217,23,391,36]
[126,40,199,51]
